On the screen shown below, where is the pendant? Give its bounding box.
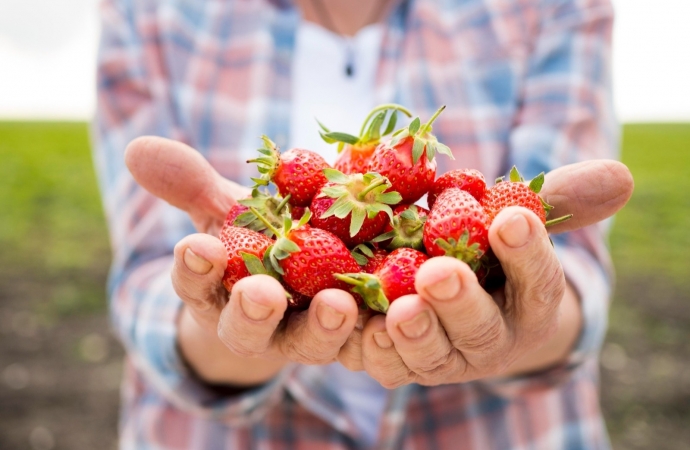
[344,40,355,77]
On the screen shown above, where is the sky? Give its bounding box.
[0,0,688,122]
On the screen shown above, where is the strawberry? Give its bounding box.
[224,202,249,228]
[290,205,307,221]
[351,244,389,274]
[336,248,429,313]
[481,166,572,227]
[309,169,402,247]
[367,106,454,203]
[427,168,486,209]
[423,188,490,270]
[253,210,362,299]
[249,136,330,207]
[318,104,412,174]
[372,204,428,251]
[219,225,274,292]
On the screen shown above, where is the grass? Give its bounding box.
[0,122,111,317]
[0,121,688,448]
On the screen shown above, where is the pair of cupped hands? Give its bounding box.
[125,136,633,389]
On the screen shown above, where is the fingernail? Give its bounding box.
[240,293,273,321]
[398,311,431,339]
[184,248,213,275]
[498,213,531,248]
[317,303,346,331]
[373,331,393,349]
[425,272,460,301]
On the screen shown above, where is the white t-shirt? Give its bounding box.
[289,20,388,447]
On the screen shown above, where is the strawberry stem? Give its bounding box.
[358,104,413,137]
[249,206,282,237]
[420,105,446,134]
[275,194,292,213]
[357,177,387,201]
[545,214,573,227]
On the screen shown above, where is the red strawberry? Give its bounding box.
[318,104,412,174]
[254,210,362,299]
[290,205,307,221]
[367,106,454,203]
[336,248,429,313]
[481,167,572,228]
[423,188,490,270]
[373,204,429,251]
[219,225,274,292]
[351,244,389,274]
[249,136,330,207]
[427,168,486,209]
[309,170,401,247]
[224,203,249,228]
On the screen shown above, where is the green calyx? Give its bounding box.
[318,168,402,237]
[318,104,413,153]
[249,206,312,276]
[235,189,291,237]
[372,205,427,251]
[247,135,280,188]
[389,105,455,165]
[351,243,376,266]
[334,273,390,313]
[434,231,484,271]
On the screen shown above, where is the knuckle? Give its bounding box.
[451,313,504,354]
[410,350,460,379]
[282,335,335,365]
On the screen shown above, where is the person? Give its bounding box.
[93,0,633,448]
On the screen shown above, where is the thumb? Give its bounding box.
[125,136,249,234]
[488,207,565,332]
[172,233,229,331]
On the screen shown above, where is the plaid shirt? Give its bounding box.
[93,0,618,448]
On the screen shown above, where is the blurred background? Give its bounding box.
[0,0,688,449]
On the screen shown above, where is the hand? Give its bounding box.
[354,160,633,387]
[125,136,361,385]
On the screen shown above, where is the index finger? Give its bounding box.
[541,159,633,234]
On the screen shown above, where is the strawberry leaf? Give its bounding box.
[509,166,521,182]
[321,131,359,145]
[376,191,402,205]
[408,117,421,135]
[434,143,454,160]
[319,131,337,144]
[349,208,366,237]
[382,111,398,136]
[316,118,331,133]
[323,168,350,185]
[297,209,311,227]
[353,243,375,258]
[371,230,397,243]
[411,138,425,165]
[366,111,386,142]
[262,246,282,280]
[241,252,267,276]
[352,251,369,266]
[528,172,545,193]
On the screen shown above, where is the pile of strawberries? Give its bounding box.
[220,105,569,313]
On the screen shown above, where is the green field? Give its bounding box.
[0,122,688,449]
